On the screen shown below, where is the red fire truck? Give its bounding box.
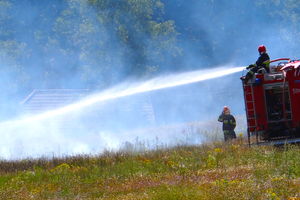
[241,58,300,145]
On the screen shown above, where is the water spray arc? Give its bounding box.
[16,66,245,123]
[0,66,244,159]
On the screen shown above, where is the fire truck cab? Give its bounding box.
[241,58,300,145]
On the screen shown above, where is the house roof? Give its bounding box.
[21,89,90,114]
[20,88,156,127]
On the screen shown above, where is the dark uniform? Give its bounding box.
[244,52,270,82]
[218,113,236,141]
[253,52,270,72]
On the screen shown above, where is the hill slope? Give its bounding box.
[0,141,299,199]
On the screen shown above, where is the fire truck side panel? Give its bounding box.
[287,69,300,128]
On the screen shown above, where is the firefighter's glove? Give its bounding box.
[246,64,254,70]
[246,64,255,70]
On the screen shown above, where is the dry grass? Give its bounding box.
[0,139,300,199]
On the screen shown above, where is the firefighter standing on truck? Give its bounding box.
[218,106,236,141]
[242,45,270,83]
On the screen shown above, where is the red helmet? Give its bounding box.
[258,45,266,53]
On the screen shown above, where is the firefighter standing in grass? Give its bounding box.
[218,106,236,141]
[242,45,270,83]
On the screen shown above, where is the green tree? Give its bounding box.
[51,0,179,88]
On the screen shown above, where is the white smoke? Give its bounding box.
[0,66,244,159]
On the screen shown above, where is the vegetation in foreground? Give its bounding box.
[0,139,300,199]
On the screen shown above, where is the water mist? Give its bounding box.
[0,66,245,159]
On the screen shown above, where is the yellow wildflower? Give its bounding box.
[214,148,222,153]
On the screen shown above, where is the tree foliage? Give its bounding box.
[0,0,178,93]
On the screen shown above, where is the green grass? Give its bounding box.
[0,140,300,199]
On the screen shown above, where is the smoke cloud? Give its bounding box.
[0,66,244,159]
[0,0,298,159]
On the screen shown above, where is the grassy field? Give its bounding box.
[0,139,300,199]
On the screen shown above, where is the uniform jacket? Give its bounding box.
[218,113,236,131]
[256,52,270,72]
